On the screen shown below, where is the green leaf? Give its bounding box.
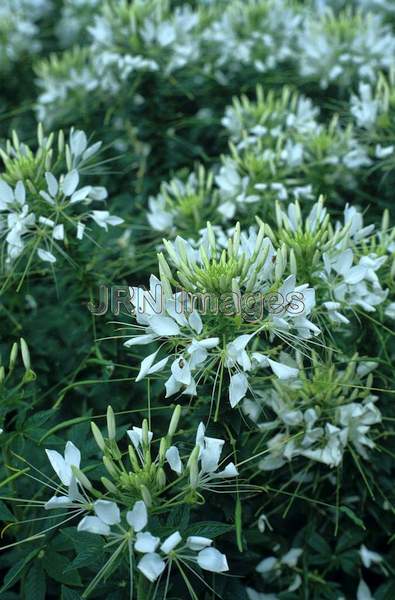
[25,564,46,600]
[339,506,366,530]
[0,549,38,594]
[62,586,82,600]
[185,521,234,539]
[65,542,104,572]
[0,500,16,521]
[44,552,82,586]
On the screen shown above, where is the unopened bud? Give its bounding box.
[128,444,140,471]
[72,466,92,491]
[140,485,152,507]
[9,343,18,372]
[20,339,30,371]
[103,456,118,478]
[189,459,199,490]
[101,477,118,494]
[159,437,167,463]
[142,419,150,447]
[91,422,106,451]
[168,405,181,438]
[156,467,166,489]
[0,366,5,384]
[106,406,116,440]
[289,249,297,275]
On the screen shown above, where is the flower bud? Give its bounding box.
[128,444,140,471]
[289,249,297,275]
[9,343,18,372]
[140,485,152,507]
[189,458,199,490]
[142,419,150,447]
[156,467,166,489]
[101,477,118,494]
[159,437,167,463]
[0,366,4,384]
[103,456,118,478]
[20,339,31,371]
[168,405,181,438]
[71,466,92,491]
[106,406,116,440]
[91,422,106,451]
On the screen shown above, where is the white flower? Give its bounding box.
[45,441,81,486]
[359,544,382,568]
[78,500,121,535]
[90,210,124,230]
[137,553,166,582]
[37,248,56,263]
[126,500,148,532]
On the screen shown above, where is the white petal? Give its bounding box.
[77,516,110,536]
[76,222,85,240]
[186,536,212,551]
[52,224,64,240]
[37,248,56,263]
[62,170,80,196]
[200,437,224,473]
[15,181,26,205]
[70,186,92,204]
[357,579,374,600]
[127,427,153,450]
[45,449,70,486]
[0,179,14,204]
[94,500,120,525]
[45,172,58,197]
[137,553,166,582]
[135,531,160,553]
[188,310,203,334]
[229,372,248,408]
[267,359,298,380]
[160,531,182,554]
[127,500,148,532]
[216,462,238,478]
[44,495,74,510]
[64,441,81,470]
[149,315,180,336]
[197,547,229,573]
[124,334,157,347]
[136,351,168,382]
[171,357,191,385]
[165,446,183,474]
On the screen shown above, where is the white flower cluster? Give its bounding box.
[298,9,395,88]
[44,440,229,586]
[247,547,304,598]
[272,198,391,324]
[0,129,123,267]
[35,1,395,129]
[243,358,381,470]
[125,223,319,408]
[0,0,50,72]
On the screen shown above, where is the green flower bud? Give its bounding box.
[106,406,116,440]
[101,477,118,494]
[128,444,140,471]
[71,466,92,491]
[91,422,106,451]
[20,338,31,371]
[156,467,166,489]
[103,456,118,478]
[168,405,181,438]
[9,343,18,372]
[140,485,152,507]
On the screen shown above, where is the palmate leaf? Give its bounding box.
[24,564,46,600]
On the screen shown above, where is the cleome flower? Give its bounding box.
[0,126,123,270]
[243,353,381,471]
[124,222,320,411]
